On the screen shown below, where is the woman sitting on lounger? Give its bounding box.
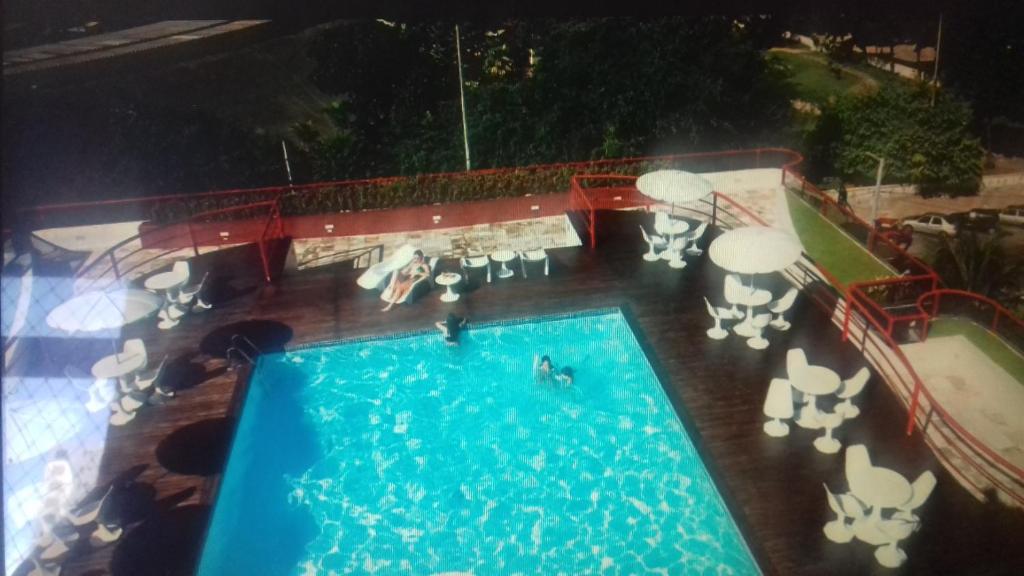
[382,250,431,311]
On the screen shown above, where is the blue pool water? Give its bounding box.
[198,310,760,575]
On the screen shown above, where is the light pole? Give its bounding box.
[865,153,886,224]
[455,24,471,171]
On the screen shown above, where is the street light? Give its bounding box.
[865,153,886,224]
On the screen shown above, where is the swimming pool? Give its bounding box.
[197,309,760,575]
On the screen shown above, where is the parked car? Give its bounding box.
[901,213,958,237]
[874,217,913,248]
[999,205,1024,226]
[950,208,1000,232]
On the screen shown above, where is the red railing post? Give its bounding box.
[711,193,719,227]
[841,300,852,342]
[187,220,199,257]
[589,208,596,250]
[258,239,271,283]
[906,380,922,436]
[109,252,120,280]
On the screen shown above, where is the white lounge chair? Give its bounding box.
[178,272,210,308]
[762,378,794,437]
[746,313,772,350]
[357,244,418,290]
[823,483,861,543]
[134,355,167,392]
[893,471,937,522]
[768,288,798,331]
[874,518,919,568]
[380,256,439,305]
[639,226,666,262]
[813,411,844,454]
[66,365,118,413]
[461,255,492,284]
[67,485,113,527]
[685,221,709,256]
[835,367,870,419]
[703,297,730,340]
[844,444,873,504]
[519,249,549,278]
[667,238,688,269]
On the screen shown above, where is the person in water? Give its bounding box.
[435,313,468,345]
[534,354,574,385]
[382,250,430,312]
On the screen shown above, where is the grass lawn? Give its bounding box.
[769,51,867,105]
[928,318,1024,385]
[785,189,895,287]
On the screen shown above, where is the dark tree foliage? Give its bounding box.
[807,85,983,196]
[298,18,792,179]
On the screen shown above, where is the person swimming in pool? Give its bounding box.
[382,250,431,312]
[435,313,468,345]
[534,354,555,383]
[534,354,574,385]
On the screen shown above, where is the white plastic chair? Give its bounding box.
[120,389,149,412]
[122,338,148,370]
[786,348,808,377]
[639,226,666,262]
[171,260,190,285]
[813,410,844,454]
[875,518,919,568]
[703,297,730,340]
[654,211,673,238]
[109,403,136,426]
[844,444,873,502]
[179,272,209,307]
[893,471,937,522]
[762,378,794,437]
[685,221,709,255]
[723,274,748,319]
[461,255,491,284]
[667,237,688,269]
[823,483,859,543]
[768,287,798,330]
[836,367,870,419]
[519,249,549,278]
[746,313,772,350]
[67,485,114,527]
[89,522,124,547]
[134,354,167,392]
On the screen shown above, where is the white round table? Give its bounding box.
[92,352,146,381]
[144,271,186,292]
[790,365,841,428]
[490,250,517,279]
[436,272,462,302]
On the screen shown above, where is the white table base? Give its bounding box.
[440,286,460,302]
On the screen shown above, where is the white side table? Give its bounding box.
[436,272,462,302]
[490,250,517,279]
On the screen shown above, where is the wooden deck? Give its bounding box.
[39,210,1023,576]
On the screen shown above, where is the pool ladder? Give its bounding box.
[226,334,261,370]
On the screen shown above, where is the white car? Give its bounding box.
[901,214,958,237]
[999,206,1024,226]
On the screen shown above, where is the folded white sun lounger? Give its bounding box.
[356,244,419,290]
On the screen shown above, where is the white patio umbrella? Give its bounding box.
[636,170,715,207]
[46,288,162,334]
[709,227,803,335]
[708,226,803,276]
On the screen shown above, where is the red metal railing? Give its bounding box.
[917,289,1024,351]
[74,200,284,292]
[22,148,804,229]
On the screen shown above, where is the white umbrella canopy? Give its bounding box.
[46,288,162,334]
[709,226,803,275]
[636,170,715,205]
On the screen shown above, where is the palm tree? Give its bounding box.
[932,230,1023,309]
